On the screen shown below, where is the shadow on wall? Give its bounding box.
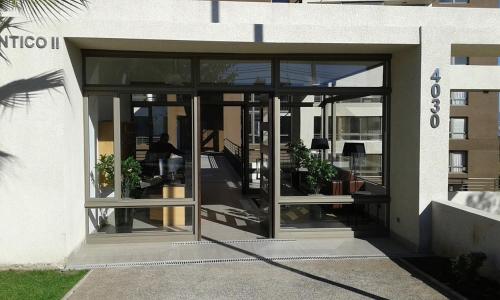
[0,150,15,183]
[0,69,66,182]
[449,192,500,216]
[0,70,65,110]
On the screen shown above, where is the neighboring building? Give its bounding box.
[433,0,500,192]
[2,0,500,268]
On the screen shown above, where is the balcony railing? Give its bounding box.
[449,132,467,139]
[449,178,500,192]
[336,133,382,141]
[449,166,467,173]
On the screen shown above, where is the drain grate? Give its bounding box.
[172,239,296,246]
[66,254,390,270]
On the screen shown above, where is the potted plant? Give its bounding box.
[288,140,310,170]
[304,157,337,195]
[96,154,142,233]
[288,140,337,195]
[288,140,311,191]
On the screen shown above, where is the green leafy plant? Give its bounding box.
[288,140,311,169]
[288,139,337,194]
[95,154,114,186]
[121,156,142,198]
[305,157,337,194]
[96,154,142,198]
[451,252,487,285]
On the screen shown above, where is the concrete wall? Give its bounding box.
[432,200,500,280]
[0,37,85,266]
[449,192,500,215]
[390,46,422,249]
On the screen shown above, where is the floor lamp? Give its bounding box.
[342,142,366,176]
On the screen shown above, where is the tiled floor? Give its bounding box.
[200,154,268,240]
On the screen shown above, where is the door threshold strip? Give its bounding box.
[66,254,390,270]
[172,239,296,245]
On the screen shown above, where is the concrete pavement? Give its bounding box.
[66,258,447,300]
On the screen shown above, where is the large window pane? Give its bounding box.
[280,95,331,196]
[88,95,115,198]
[280,203,387,231]
[86,57,191,86]
[280,61,384,87]
[200,59,272,86]
[280,95,386,197]
[120,94,193,199]
[88,206,193,234]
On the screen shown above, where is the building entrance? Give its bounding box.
[199,92,273,240]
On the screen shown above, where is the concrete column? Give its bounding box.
[390,27,450,252]
[417,26,451,252]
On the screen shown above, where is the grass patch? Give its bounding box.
[0,269,88,300]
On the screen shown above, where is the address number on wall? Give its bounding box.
[430,68,441,128]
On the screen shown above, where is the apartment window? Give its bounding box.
[337,117,382,141]
[451,91,468,106]
[313,116,333,139]
[249,106,261,144]
[450,118,468,139]
[450,56,469,65]
[449,151,467,173]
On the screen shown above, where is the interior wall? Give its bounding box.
[223,107,242,146]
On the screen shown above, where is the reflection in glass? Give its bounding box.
[88,206,193,234]
[280,95,386,196]
[280,61,384,87]
[280,203,387,231]
[86,57,191,86]
[120,94,192,199]
[200,59,272,86]
[88,95,115,198]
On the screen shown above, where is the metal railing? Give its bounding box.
[449,178,500,192]
[449,132,467,139]
[449,166,467,173]
[336,133,383,141]
[135,136,160,145]
[224,138,241,160]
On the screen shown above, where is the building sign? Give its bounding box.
[430,68,441,128]
[0,35,60,49]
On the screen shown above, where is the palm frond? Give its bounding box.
[0,16,26,63]
[6,0,89,23]
[0,69,65,108]
[0,0,17,12]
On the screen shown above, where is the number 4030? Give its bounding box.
[430,68,441,129]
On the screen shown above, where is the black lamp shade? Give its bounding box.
[310,138,330,150]
[342,142,366,156]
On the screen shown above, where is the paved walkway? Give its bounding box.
[67,259,447,299]
[67,238,414,269]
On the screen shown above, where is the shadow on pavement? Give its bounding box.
[202,236,389,300]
